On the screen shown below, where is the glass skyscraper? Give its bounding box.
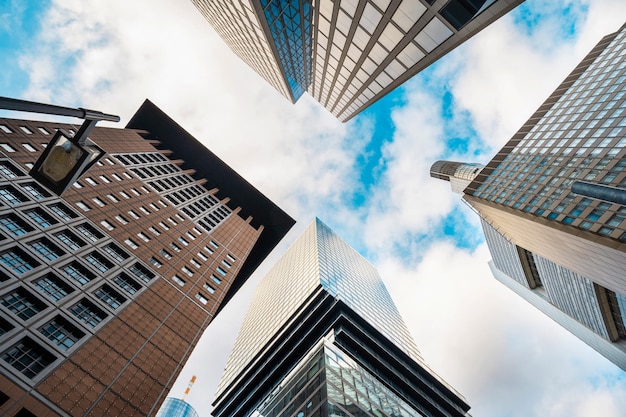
[213,219,470,417]
[432,23,626,370]
[192,0,523,121]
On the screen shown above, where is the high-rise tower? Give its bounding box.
[213,219,470,417]
[0,100,294,416]
[432,23,626,370]
[192,0,523,121]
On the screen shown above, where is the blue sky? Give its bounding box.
[1,1,626,416]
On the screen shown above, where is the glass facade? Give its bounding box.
[155,398,200,417]
[193,0,522,121]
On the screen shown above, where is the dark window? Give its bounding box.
[84,252,113,273]
[1,337,55,378]
[54,230,85,251]
[0,161,22,178]
[48,203,77,221]
[29,239,64,262]
[0,247,39,274]
[24,208,57,228]
[1,287,46,320]
[60,262,95,286]
[33,274,73,301]
[15,408,38,417]
[39,316,84,351]
[0,185,27,205]
[440,0,490,30]
[103,244,129,263]
[20,182,50,200]
[76,223,103,242]
[70,299,107,328]
[94,285,126,309]
[113,273,142,295]
[0,315,14,336]
[0,214,33,236]
[129,263,154,283]
[0,390,9,407]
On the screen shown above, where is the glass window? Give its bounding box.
[54,230,85,251]
[115,215,128,225]
[70,299,107,328]
[172,275,185,286]
[100,220,115,231]
[34,274,73,302]
[216,266,227,276]
[84,252,113,273]
[128,210,139,219]
[94,285,126,309]
[203,282,215,294]
[0,214,33,236]
[129,263,154,283]
[124,238,139,249]
[113,273,141,295]
[1,247,39,274]
[137,232,150,242]
[60,262,94,286]
[29,238,64,261]
[48,203,76,221]
[84,177,97,186]
[23,209,55,229]
[159,249,172,260]
[148,257,162,268]
[1,287,46,320]
[76,223,103,242]
[0,186,27,205]
[21,183,49,200]
[39,316,84,351]
[0,143,16,152]
[211,274,222,285]
[103,244,129,263]
[92,197,106,207]
[177,237,189,246]
[0,161,22,178]
[1,338,55,378]
[182,266,193,277]
[76,201,91,212]
[195,293,208,305]
[169,242,181,252]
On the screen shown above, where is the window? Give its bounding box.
[54,230,85,251]
[92,197,106,207]
[113,273,141,295]
[1,247,39,274]
[19,126,33,134]
[76,223,103,242]
[190,259,201,268]
[204,245,214,254]
[203,282,215,294]
[130,188,140,196]
[29,239,64,261]
[137,232,150,242]
[129,263,154,283]
[98,175,111,184]
[0,316,14,336]
[178,237,189,246]
[21,143,36,152]
[72,181,83,189]
[168,217,178,226]
[94,285,126,309]
[159,249,172,260]
[119,191,130,199]
[185,232,195,241]
[0,161,22,178]
[0,214,33,236]
[148,257,162,268]
[0,143,16,152]
[2,338,55,378]
[84,177,97,186]
[211,274,222,285]
[115,215,128,225]
[221,260,231,269]
[106,194,119,203]
[0,186,27,205]
[0,125,12,134]
[100,220,115,231]
[48,203,76,221]
[226,254,236,262]
[70,299,107,328]
[38,127,50,135]
[197,252,208,262]
[139,206,150,215]
[182,267,193,277]
[111,173,122,181]
[103,244,128,263]
[149,227,160,236]
[216,266,227,276]
[149,203,159,211]
[169,242,181,253]
[172,275,185,286]
[128,210,139,220]
[21,183,49,200]
[24,209,56,228]
[1,288,46,320]
[84,252,113,273]
[159,222,170,230]
[195,293,208,305]
[76,201,91,212]
[209,240,219,249]
[60,262,94,286]
[124,238,139,249]
[40,316,84,351]
[34,274,73,302]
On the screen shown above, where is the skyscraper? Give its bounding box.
[431,23,626,370]
[213,219,470,417]
[0,100,294,416]
[192,0,523,121]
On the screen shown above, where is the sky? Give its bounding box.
[1,0,626,416]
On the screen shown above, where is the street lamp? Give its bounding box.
[0,97,120,195]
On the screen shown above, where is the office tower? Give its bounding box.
[430,161,484,194]
[0,99,294,417]
[432,23,626,370]
[192,0,523,121]
[156,398,199,417]
[213,219,470,417]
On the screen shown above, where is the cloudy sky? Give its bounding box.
[2,0,626,416]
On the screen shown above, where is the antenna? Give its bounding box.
[182,375,197,401]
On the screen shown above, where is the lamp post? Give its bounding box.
[0,96,120,195]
